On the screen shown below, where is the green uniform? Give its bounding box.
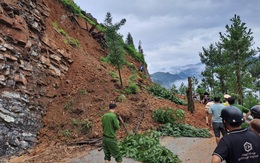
[102,111,122,162]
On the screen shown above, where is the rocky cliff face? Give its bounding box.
[0,0,87,156]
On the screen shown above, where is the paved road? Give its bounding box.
[68,136,217,163]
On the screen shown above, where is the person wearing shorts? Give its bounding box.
[209,96,227,144]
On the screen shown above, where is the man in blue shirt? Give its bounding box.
[208,96,226,144]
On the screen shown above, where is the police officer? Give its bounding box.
[211,106,260,163]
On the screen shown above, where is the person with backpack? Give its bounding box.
[211,106,260,163]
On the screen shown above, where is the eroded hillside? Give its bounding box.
[0,0,208,162]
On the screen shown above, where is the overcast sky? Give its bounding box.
[74,0,260,74]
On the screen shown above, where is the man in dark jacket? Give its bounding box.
[102,101,122,163]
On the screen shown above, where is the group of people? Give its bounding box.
[204,94,260,163]
[101,97,260,163]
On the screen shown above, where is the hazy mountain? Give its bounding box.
[151,62,205,89]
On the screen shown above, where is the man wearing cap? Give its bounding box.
[101,101,122,163]
[211,106,260,163]
[223,94,231,106]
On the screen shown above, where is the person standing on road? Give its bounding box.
[211,106,260,163]
[102,101,122,163]
[205,101,214,126]
[208,96,226,144]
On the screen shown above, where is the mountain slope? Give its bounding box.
[0,0,208,161]
[151,63,204,88]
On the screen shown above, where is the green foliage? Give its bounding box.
[104,12,126,88]
[79,89,87,95]
[72,119,92,133]
[100,56,109,63]
[68,38,79,47]
[109,71,119,79]
[129,73,137,82]
[117,94,126,102]
[124,82,139,95]
[152,107,185,124]
[243,91,260,109]
[170,84,178,95]
[64,99,74,110]
[158,123,211,138]
[119,130,181,163]
[125,32,135,48]
[60,0,104,31]
[153,108,211,138]
[178,82,188,95]
[199,15,259,104]
[52,22,58,28]
[126,62,136,71]
[148,84,187,105]
[53,22,79,47]
[61,0,82,16]
[138,40,144,55]
[124,45,146,67]
[60,129,71,137]
[233,104,250,113]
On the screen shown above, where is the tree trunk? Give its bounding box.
[235,54,243,105]
[118,66,123,88]
[187,77,195,113]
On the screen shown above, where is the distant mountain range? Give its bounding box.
[150,62,205,89]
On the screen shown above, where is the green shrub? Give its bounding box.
[234,104,250,113]
[68,38,79,47]
[61,0,82,16]
[79,89,87,95]
[148,84,187,105]
[53,22,79,47]
[117,94,126,102]
[124,45,146,67]
[152,107,185,124]
[158,123,211,138]
[60,129,71,137]
[153,107,211,138]
[100,56,109,63]
[126,62,136,71]
[109,71,118,79]
[64,99,74,110]
[119,130,181,163]
[124,82,139,94]
[72,119,92,134]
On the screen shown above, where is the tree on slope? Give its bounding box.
[138,40,144,55]
[125,32,135,48]
[219,14,258,104]
[104,12,126,88]
[199,43,229,94]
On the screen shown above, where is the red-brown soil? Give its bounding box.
[7,1,209,162]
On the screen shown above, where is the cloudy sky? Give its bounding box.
[74,0,260,74]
